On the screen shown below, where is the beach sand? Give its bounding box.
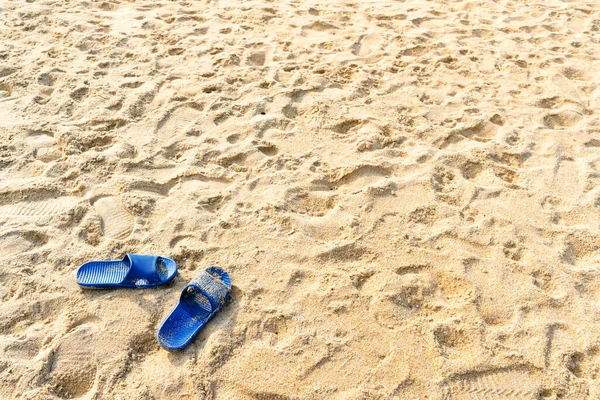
[1,0,600,398]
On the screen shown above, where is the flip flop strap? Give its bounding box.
[123,254,162,285]
[188,271,229,311]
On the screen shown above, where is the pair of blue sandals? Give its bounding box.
[76,254,230,351]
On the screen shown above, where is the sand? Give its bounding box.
[1,0,600,398]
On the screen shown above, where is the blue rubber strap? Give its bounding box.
[123,254,161,284]
[183,283,216,314]
[186,282,219,312]
[187,272,229,311]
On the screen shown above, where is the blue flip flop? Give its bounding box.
[157,266,231,351]
[76,254,178,288]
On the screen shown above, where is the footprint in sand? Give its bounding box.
[24,130,62,162]
[49,325,97,398]
[0,231,48,256]
[0,197,79,222]
[443,366,541,399]
[351,33,384,57]
[92,196,133,240]
[543,109,583,129]
[156,106,203,140]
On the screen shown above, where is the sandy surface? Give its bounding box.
[1,0,600,398]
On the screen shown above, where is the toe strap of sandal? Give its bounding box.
[122,254,163,285]
[187,269,230,311]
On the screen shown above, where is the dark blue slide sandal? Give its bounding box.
[157,266,231,351]
[76,254,178,288]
